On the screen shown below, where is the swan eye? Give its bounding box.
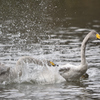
[50,61,55,66]
[96,34,100,39]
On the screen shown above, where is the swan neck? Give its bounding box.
[81,35,89,65]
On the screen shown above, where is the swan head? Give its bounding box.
[82,31,100,46]
[88,30,100,40]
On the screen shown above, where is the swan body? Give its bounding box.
[59,63,88,81]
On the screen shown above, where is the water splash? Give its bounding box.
[16,62,65,84]
[7,57,64,84]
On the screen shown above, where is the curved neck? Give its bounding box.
[81,35,89,65]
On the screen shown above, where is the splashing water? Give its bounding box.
[16,59,65,84]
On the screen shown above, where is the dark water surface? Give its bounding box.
[0,0,100,100]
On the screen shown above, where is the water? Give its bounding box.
[0,0,100,99]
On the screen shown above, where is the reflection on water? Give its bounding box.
[0,0,100,99]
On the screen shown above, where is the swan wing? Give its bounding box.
[58,64,74,75]
[58,64,81,80]
[59,67,70,75]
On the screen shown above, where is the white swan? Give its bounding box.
[59,30,100,81]
[0,30,100,84]
[15,30,100,82]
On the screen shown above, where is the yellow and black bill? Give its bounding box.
[96,33,100,39]
[49,61,58,67]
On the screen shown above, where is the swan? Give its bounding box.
[15,30,100,82]
[0,30,100,84]
[58,30,100,81]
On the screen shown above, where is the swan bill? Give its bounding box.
[96,34,100,39]
[49,61,56,66]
